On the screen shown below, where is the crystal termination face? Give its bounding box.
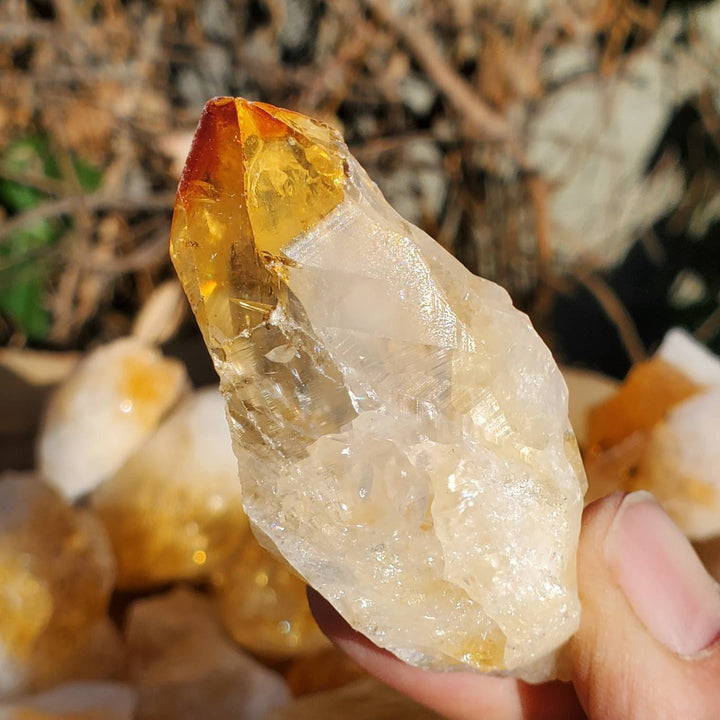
[170,97,587,681]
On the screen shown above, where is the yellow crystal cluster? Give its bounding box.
[87,383,324,655]
[585,346,720,540]
[90,389,249,589]
[586,358,700,456]
[5,335,335,703]
[0,475,120,694]
[211,538,329,658]
[171,98,586,680]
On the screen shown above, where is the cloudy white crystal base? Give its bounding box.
[222,163,584,681]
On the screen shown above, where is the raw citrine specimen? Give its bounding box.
[211,537,329,659]
[91,388,248,589]
[170,98,587,681]
[585,338,720,540]
[586,357,700,455]
[0,475,119,697]
[587,384,720,540]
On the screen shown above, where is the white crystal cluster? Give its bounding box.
[638,330,720,540]
[38,337,188,500]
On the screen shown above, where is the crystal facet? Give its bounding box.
[170,98,587,680]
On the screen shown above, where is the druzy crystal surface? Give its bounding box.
[170,97,586,680]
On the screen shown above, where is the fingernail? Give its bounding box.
[605,491,720,656]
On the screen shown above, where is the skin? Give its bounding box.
[308,493,720,720]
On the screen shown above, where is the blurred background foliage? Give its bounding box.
[1,0,719,379]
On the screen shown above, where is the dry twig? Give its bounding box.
[0,192,174,244]
[362,0,511,145]
[574,272,647,365]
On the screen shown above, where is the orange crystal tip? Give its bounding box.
[173,97,347,257]
[169,98,348,342]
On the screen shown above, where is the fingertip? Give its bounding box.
[579,491,626,539]
[569,491,720,718]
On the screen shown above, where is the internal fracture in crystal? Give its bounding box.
[171,97,587,680]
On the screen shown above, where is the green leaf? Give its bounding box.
[0,135,103,340]
[0,220,58,340]
[73,156,102,192]
[0,264,51,340]
[0,178,43,213]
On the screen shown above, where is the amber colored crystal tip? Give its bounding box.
[177,97,308,198]
[169,97,350,343]
[171,96,348,267]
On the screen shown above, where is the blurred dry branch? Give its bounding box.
[361,0,510,143]
[0,0,719,364]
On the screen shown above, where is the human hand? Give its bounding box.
[309,492,720,719]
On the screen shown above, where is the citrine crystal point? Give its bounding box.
[171,98,586,682]
[170,96,347,350]
[173,96,346,256]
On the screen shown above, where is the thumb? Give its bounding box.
[567,492,720,719]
